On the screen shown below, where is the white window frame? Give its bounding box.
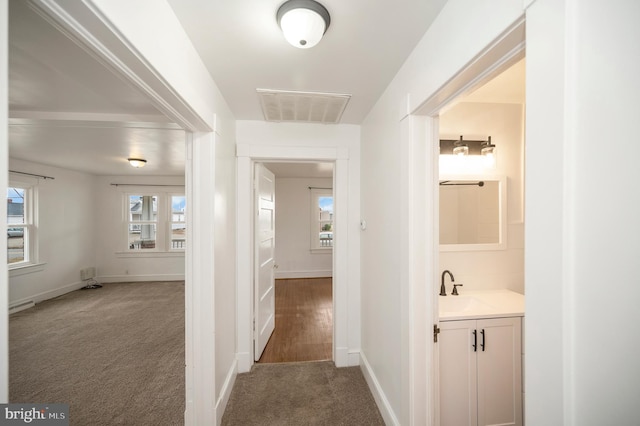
[120,188,186,255]
[126,193,160,252]
[309,188,334,252]
[7,176,38,270]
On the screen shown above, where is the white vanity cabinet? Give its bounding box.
[439,316,522,426]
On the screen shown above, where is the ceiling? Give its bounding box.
[7,0,523,178]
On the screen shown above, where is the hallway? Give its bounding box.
[258,278,332,364]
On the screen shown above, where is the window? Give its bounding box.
[7,182,36,267]
[310,188,333,251]
[170,195,186,249]
[128,195,158,250]
[125,191,185,253]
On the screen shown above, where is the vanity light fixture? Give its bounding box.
[128,158,147,168]
[440,136,496,158]
[481,136,496,167]
[277,0,331,49]
[452,136,469,156]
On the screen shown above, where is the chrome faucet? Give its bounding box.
[441,270,454,296]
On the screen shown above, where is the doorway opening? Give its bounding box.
[254,162,335,364]
[435,56,526,426]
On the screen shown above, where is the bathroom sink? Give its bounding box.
[439,296,495,314]
[439,290,525,321]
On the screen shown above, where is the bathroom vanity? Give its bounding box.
[439,290,524,426]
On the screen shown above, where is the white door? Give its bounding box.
[476,317,522,426]
[439,319,478,426]
[254,163,276,361]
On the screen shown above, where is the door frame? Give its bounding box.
[237,144,352,372]
[407,17,526,424]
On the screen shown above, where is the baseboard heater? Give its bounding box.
[9,300,35,314]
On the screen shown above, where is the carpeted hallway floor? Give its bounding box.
[10,281,384,425]
[222,361,385,425]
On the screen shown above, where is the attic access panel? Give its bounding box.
[257,89,351,124]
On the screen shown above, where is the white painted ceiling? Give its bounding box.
[7,0,523,178]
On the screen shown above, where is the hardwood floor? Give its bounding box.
[258,277,332,363]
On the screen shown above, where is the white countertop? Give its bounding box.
[439,289,525,321]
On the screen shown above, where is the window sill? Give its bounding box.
[115,251,185,259]
[9,262,46,277]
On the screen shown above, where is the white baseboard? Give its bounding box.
[98,274,185,283]
[334,346,349,367]
[275,270,332,279]
[347,350,360,367]
[216,359,237,425]
[236,351,252,373]
[9,300,35,314]
[360,351,400,426]
[9,280,86,310]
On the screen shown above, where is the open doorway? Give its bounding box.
[435,57,526,426]
[255,162,334,363]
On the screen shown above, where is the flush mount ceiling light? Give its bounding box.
[128,158,147,168]
[277,0,331,49]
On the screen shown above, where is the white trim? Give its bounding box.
[236,144,354,372]
[215,360,238,426]
[413,17,526,117]
[360,352,400,426]
[407,17,526,426]
[97,274,185,283]
[115,251,185,258]
[8,262,46,277]
[274,270,332,279]
[1,1,10,402]
[10,280,86,308]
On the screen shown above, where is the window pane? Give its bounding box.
[7,187,27,263]
[129,195,158,222]
[7,227,26,263]
[7,187,25,224]
[171,196,186,250]
[317,196,333,247]
[318,196,333,221]
[171,225,186,249]
[128,224,156,250]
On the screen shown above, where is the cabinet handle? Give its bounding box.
[481,329,486,351]
[472,330,477,352]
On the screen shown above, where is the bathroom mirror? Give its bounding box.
[439,175,506,251]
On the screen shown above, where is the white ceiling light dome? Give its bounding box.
[277,0,331,49]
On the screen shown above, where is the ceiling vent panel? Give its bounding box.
[257,89,351,124]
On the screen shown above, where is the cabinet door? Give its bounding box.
[440,320,478,426]
[476,317,522,426]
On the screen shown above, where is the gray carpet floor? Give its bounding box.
[9,281,185,425]
[222,361,385,426]
[10,281,384,426]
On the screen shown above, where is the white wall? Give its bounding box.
[439,102,525,293]
[361,0,640,424]
[526,1,640,424]
[94,175,185,282]
[272,177,333,279]
[360,1,524,424]
[8,159,97,307]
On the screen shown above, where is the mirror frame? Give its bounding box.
[439,174,507,252]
